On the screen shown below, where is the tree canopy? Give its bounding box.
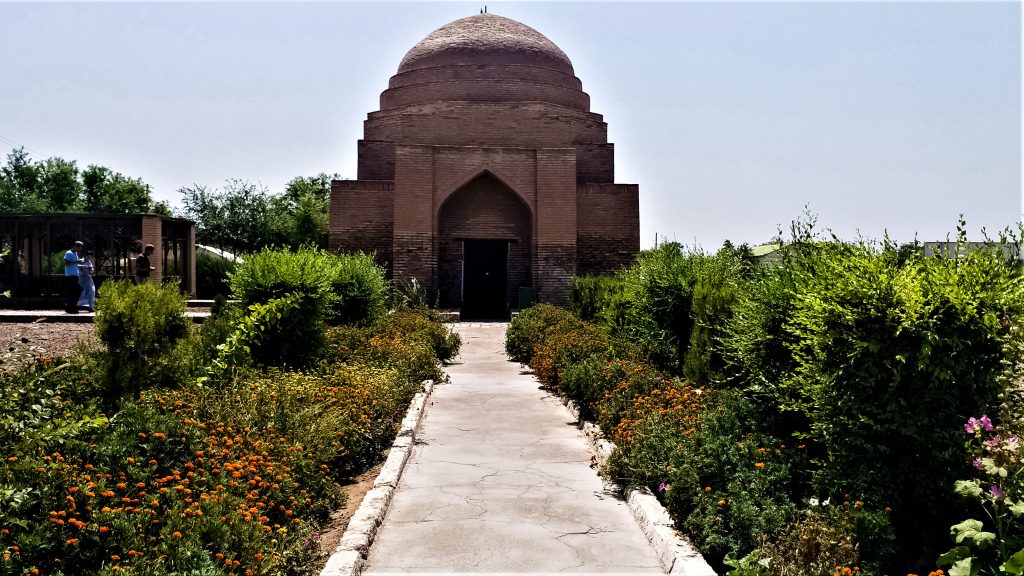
[177,173,338,254]
[0,147,169,215]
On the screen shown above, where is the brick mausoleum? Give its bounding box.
[329,13,639,318]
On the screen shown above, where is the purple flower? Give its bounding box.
[980,415,994,432]
[990,485,1006,500]
[973,457,983,470]
[658,482,668,493]
[985,435,1002,448]
[966,417,980,434]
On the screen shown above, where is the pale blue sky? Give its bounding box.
[1,2,1020,248]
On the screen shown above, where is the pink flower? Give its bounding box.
[965,417,980,434]
[1006,437,1020,451]
[985,435,1002,448]
[980,415,994,432]
[973,457,983,470]
[658,482,669,493]
[990,485,1006,500]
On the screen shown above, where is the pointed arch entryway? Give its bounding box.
[437,172,532,319]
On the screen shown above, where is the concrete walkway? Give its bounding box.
[363,322,664,575]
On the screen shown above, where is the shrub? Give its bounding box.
[560,356,645,422]
[93,280,190,402]
[602,377,702,490]
[569,275,625,322]
[663,390,805,568]
[195,249,236,299]
[376,309,461,364]
[779,240,1023,566]
[528,322,619,390]
[325,252,388,326]
[228,248,333,366]
[505,303,583,364]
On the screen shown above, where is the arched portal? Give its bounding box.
[437,173,532,319]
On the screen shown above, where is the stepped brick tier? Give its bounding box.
[329,13,640,318]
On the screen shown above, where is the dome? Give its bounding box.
[398,14,575,76]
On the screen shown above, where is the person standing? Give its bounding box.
[77,252,96,312]
[135,243,156,284]
[63,240,85,314]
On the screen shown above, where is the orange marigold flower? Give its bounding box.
[704,486,712,492]
[172,531,183,538]
[66,538,78,545]
[754,462,765,468]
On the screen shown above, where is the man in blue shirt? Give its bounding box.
[63,240,85,314]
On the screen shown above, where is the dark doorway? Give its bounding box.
[462,239,509,320]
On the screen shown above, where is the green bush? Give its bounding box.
[779,240,1022,565]
[663,389,805,568]
[607,244,746,377]
[326,252,388,326]
[94,280,190,402]
[505,303,583,364]
[195,249,236,299]
[228,248,329,366]
[569,275,625,322]
[228,248,390,366]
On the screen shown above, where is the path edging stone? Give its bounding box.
[563,397,718,576]
[319,378,435,576]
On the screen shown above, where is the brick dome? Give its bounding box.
[380,13,588,112]
[398,14,575,76]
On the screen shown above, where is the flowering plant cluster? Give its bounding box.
[0,304,454,576]
[933,415,1024,575]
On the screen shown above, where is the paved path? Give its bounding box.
[363,322,664,575]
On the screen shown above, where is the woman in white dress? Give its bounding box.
[77,254,96,312]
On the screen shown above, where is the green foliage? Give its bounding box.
[663,390,804,567]
[325,252,388,326]
[0,147,158,213]
[0,280,453,576]
[324,309,459,383]
[82,164,153,213]
[569,275,625,322]
[199,294,303,382]
[195,249,237,299]
[504,303,584,364]
[93,280,190,402]
[602,242,748,379]
[178,173,340,254]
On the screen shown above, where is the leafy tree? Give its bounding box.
[37,157,84,211]
[82,165,153,213]
[179,179,284,254]
[0,147,159,213]
[0,147,41,211]
[180,173,338,253]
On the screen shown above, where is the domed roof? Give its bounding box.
[398,14,574,75]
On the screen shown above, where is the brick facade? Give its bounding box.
[329,13,639,314]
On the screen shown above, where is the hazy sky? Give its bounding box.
[2,1,1020,249]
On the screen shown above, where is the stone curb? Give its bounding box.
[562,397,718,576]
[319,379,436,576]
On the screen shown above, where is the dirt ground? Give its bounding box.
[0,321,97,370]
[318,460,386,555]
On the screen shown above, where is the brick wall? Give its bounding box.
[364,102,607,148]
[577,183,640,275]
[357,140,395,180]
[140,216,162,285]
[386,64,583,92]
[381,79,590,111]
[534,149,577,304]
[392,146,436,290]
[575,143,614,183]
[328,180,395,272]
[437,174,532,308]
